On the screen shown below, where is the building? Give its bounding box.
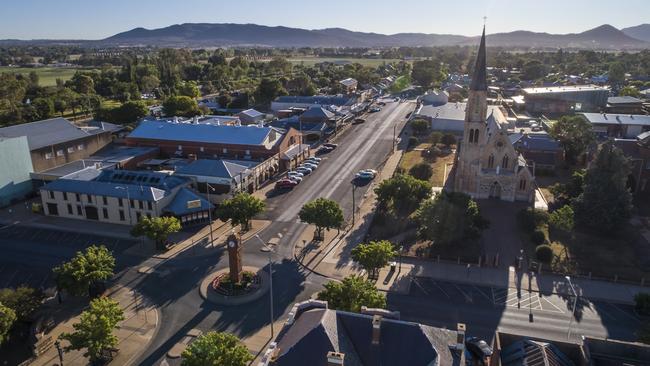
[414,101,509,134]
[39,169,211,226]
[613,132,650,194]
[257,300,465,366]
[510,133,564,171]
[237,109,265,125]
[606,96,645,114]
[299,106,336,124]
[580,112,650,139]
[0,136,34,207]
[271,95,356,112]
[339,78,358,93]
[522,85,609,116]
[451,27,536,202]
[0,117,121,173]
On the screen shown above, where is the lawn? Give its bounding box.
[389,74,411,94]
[287,57,404,67]
[0,66,100,87]
[398,140,455,187]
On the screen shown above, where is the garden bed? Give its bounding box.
[211,271,260,296]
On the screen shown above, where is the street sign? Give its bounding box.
[187,200,202,209]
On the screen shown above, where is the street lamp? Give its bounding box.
[205,183,216,248]
[565,276,578,340]
[115,186,132,225]
[351,182,358,226]
[255,234,275,339]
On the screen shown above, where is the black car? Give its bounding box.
[316,146,333,155]
[323,143,338,149]
[465,337,493,362]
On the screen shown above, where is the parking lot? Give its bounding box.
[0,224,137,291]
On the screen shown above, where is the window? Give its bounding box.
[67,147,75,153]
[45,152,53,159]
[519,179,527,191]
[136,212,142,221]
[67,204,73,215]
[77,205,82,215]
[119,210,125,221]
[469,129,475,143]
[87,194,92,203]
[77,144,84,151]
[130,199,135,208]
[103,196,108,205]
[245,149,251,156]
[63,192,68,201]
[47,203,59,216]
[147,201,152,210]
[223,148,228,154]
[200,146,204,152]
[56,149,64,156]
[473,129,479,143]
[119,198,123,207]
[502,155,509,169]
[139,200,144,209]
[177,145,183,151]
[487,154,495,169]
[48,190,54,199]
[146,213,152,219]
[103,208,109,219]
[75,193,80,202]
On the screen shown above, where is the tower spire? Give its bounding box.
[470,26,487,91]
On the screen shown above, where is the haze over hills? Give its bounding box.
[2,22,649,49]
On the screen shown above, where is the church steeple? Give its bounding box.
[469,26,487,91]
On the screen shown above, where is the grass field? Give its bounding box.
[287,57,404,67]
[0,66,86,86]
[389,74,411,93]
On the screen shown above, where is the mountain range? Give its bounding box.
[3,23,650,50]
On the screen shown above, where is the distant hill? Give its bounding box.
[622,24,650,42]
[2,23,649,50]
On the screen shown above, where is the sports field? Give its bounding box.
[287,57,404,67]
[0,66,82,86]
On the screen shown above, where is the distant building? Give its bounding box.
[0,136,34,207]
[271,95,356,112]
[580,112,650,139]
[413,102,510,134]
[0,117,121,173]
[40,169,212,226]
[257,300,466,366]
[606,96,645,114]
[522,85,609,115]
[339,78,358,93]
[510,133,564,171]
[236,109,265,125]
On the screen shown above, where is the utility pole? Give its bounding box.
[206,183,215,248]
[351,183,356,226]
[393,123,397,150]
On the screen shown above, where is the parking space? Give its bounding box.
[0,263,54,290]
[0,225,136,252]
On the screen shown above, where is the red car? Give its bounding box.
[275,179,298,189]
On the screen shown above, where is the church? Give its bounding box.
[451,28,536,202]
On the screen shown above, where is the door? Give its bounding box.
[489,182,502,199]
[85,206,99,220]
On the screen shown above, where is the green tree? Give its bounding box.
[411,119,429,135]
[549,169,585,204]
[522,60,546,80]
[549,205,575,233]
[130,216,181,251]
[441,133,456,147]
[96,101,148,124]
[411,60,446,88]
[60,297,124,364]
[573,142,632,233]
[414,191,489,246]
[299,198,344,240]
[608,62,626,84]
[177,81,201,98]
[619,86,641,97]
[317,275,385,312]
[53,245,115,297]
[71,74,95,94]
[408,162,433,181]
[181,331,252,366]
[32,97,54,120]
[218,193,265,231]
[255,78,287,106]
[0,302,16,346]
[429,131,443,145]
[162,95,200,117]
[374,174,431,214]
[0,286,44,321]
[351,241,396,278]
[549,115,595,164]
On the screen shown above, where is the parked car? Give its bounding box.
[287,171,304,178]
[275,179,298,189]
[353,118,366,124]
[355,170,375,180]
[316,146,333,155]
[378,101,386,106]
[288,175,302,183]
[369,107,381,113]
[306,157,322,163]
[296,167,312,175]
[361,169,377,177]
[465,337,493,362]
[323,143,338,149]
[302,162,318,170]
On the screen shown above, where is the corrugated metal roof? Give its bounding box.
[163,187,212,215]
[42,178,169,202]
[238,109,264,118]
[0,117,91,150]
[127,120,274,146]
[581,113,650,126]
[274,95,354,106]
[175,159,254,179]
[607,96,643,105]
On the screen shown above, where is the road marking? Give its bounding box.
[453,284,472,303]
[607,303,640,322]
[472,285,493,302]
[541,296,565,313]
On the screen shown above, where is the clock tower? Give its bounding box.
[227,233,243,283]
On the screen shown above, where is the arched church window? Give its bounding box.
[469,129,474,144]
[488,154,494,169]
[502,155,509,169]
[519,179,527,190]
[473,129,479,143]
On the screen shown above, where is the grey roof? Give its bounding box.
[608,96,643,105]
[581,113,650,126]
[523,85,607,95]
[500,339,573,366]
[416,102,503,122]
[470,27,487,91]
[511,133,562,152]
[300,107,335,121]
[127,120,274,146]
[163,187,212,215]
[237,109,264,119]
[0,117,92,150]
[175,159,254,180]
[274,95,354,106]
[273,308,461,366]
[339,78,358,87]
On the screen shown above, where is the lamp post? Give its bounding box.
[398,245,403,273]
[351,183,358,226]
[255,234,275,339]
[115,186,132,225]
[393,123,397,151]
[205,183,215,248]
[565,276,578,340]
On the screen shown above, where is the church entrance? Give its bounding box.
[489,181,502,199]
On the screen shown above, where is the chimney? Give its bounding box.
[326,351,344,366]
[372,315,382,345]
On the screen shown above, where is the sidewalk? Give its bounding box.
[30,285,158,366]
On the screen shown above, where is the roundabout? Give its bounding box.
[199,266,270,306]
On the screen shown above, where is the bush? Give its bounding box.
[411,119,430,135]
[409,162,433,181]
[530,229,547,246]
[429,131,443,145]
[441,133,456,147]
[535,244,554,263]
[408,136,419,147]
[517,208,549,232]
[635,293,650,316]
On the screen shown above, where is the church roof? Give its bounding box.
[470,27,488,92]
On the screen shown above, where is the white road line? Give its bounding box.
[473,286,493,302]
[453,284,472,303]
[541,297,565,313]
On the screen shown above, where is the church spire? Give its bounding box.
[470,26,487,91]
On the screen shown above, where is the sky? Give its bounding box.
[1,0,648,40]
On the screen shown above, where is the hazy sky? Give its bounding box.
[1,0,648,39]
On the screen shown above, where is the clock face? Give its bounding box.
[228,241,236,248]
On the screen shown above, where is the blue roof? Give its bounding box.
[175,159,253,179]
[128,120,274,146]
[163,187,212,215]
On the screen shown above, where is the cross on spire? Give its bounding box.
[483,16,487,26]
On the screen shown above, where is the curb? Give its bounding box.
[199,266,270,306]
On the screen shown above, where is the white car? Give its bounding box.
[296,167,312,175]
[307,157,322,162]
[287,171,304,178]
[360,169,377,177]
[355,171,375,180]
[302,162,318,170]
[288,175,303,183]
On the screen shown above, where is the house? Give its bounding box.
[606,96,645,114]
[413,101,510,134]
[0,136,34,207]
[39,169,212,226]
[339,78,358,93]
[510,133,564,171]
[237,109,265,125]
[271,95,356,112]
[613,132,650,194]
[522,85,609,116]
[580,112,650,139]
[0,117,121,173]
[257,300,465,366]
[268,116,328,143]
[299,106,336,124]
